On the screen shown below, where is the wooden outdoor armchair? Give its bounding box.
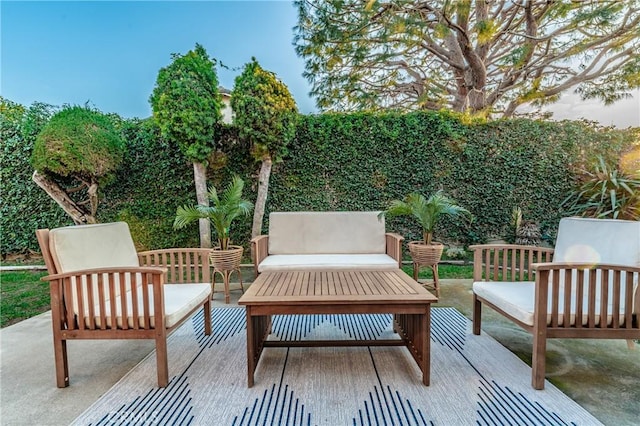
[471,217,640,389]
[36,222,212,388]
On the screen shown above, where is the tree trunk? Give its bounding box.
[252,156,272,238]
[193,161,211,248]
[88,180,99,218]
[32,171,96,224]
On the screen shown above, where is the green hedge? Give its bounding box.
[267,112,634,245]
[1,101,70,254]
[1,99,636,256]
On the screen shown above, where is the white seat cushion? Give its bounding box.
[84,283,211,329]
[473,281,631,327]
[258,254,398,272]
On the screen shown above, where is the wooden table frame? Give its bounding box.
[238,270,438,387]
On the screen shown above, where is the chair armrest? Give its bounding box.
[385,232,404,268]
[531,262,640,329]
[42,267,166,331]
[470,244,554,282]
[251,235,269,278]
[138,248,213,284]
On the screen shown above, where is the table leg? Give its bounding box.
[423,307,431,386]
[245,309,271,388]
[246,307,255,387]
[396,310,431,386]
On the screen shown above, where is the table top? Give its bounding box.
[238,270,437,306]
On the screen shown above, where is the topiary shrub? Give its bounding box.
[231,57,298,237]
[31,105,126,223]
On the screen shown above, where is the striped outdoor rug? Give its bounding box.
[72,307,601,425]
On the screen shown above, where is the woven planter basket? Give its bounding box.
[408,241,444,266]
[209,245,243,271]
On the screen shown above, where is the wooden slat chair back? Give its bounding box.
[471,217,640,389]
[36,222,212,388]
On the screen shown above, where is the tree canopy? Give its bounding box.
[149,43,222,163]
[32,106,125,181]
[294,0,640,117]
[231,57,298,161]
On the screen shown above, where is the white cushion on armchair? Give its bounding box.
[48,222,211,327]
[473,217,640,324]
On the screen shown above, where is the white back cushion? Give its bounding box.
[49,222,140,273]
[554,217,640,266]
[268,212,386,255]
[49,222,140,311]
[553,217,640,313]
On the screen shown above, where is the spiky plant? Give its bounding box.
[515,221,541,246]
[173,176,253,250]
[563,156,640,221]
[505,206,524,244]
[379,190,472,245]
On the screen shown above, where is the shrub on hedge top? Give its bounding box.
[30,105,126,223]
[31,106,125,182]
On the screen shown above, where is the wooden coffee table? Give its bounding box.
[238,270,438,387]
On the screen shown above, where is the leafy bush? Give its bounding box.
[31,106,125,182]
[563,156,640,220]
[149,43,222,164]
[1,99,69,255]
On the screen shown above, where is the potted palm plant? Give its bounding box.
[379,190,471,282]
[173,176,253,270]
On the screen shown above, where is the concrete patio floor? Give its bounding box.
[1,279,638,425]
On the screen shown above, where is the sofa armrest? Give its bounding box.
[251,235,269,278]
[385,232,404,268]
[42,266,167,330]
[138,248,212,284]
[470,244,554,282]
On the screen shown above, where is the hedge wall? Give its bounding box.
[1,101,69,254]
[267,112,634,245]
[1,99,636,257]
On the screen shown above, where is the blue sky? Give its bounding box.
[2,1,638,127]
[1,0,316,118]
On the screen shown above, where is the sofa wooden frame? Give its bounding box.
[37,229,212,388]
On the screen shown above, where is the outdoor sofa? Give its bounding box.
[471,217,640,389]
[251,211,403,276]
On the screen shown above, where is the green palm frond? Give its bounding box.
[380,190,472,245]
[174,176,253,248]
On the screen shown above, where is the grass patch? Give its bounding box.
[401,263,473,279]
[1,270,49,328]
